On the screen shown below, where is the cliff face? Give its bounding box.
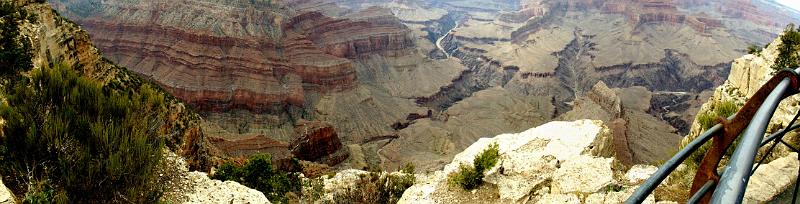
[560,82,682,165]
[16,0,216,170]
[49,0,413,112]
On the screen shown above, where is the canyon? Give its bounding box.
[49,0,800,172]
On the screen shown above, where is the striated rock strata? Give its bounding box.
[50,0,414,112]
[291,120,349,166]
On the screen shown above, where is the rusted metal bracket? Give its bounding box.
[690,69,800,203]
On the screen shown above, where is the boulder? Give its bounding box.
[183,172,271,204]
[551,156,614,194]
[625,165,659,184]
[291,120,349,166]
[744,153,800,203]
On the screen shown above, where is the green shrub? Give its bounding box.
[688,100,740,166]
[380,173,415,203]
[448,142,500,190]
[448,164,482,190]
[0,1,33,79]
[400,163,415,174]
[773,24,800,71]
[0,63,167,202]
[697,111,716,132]
[474,143,500,172]
[748,44,763,55]
[697,100,738,131]
[332,171,415,204]
[715,100,738,119]
[212,154,301,203]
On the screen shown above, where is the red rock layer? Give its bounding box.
[717,0,791,27]
[54,1,412,113]
[286,11,414,59]
[208,135,293,159]
[541,0,728,33]
[601,0,722,33]
[290,121,347,165]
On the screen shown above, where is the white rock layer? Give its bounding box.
[0,177,14,204]
[398,120,660,203]
[183,172,271,204]
[744,153,799,203]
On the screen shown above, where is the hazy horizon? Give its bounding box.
[778,0,800,12]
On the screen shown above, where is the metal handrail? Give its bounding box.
[626,68,800,204]
[711,77,792,203]
[626,120,725,203]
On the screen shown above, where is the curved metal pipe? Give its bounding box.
[625,122,724,204]
[710,78,792,203]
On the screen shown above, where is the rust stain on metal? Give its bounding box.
[690,70,800,203]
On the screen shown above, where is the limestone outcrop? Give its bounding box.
[744,153,800,203]
[561,82,681,165]
[157,151,270,204]
[397,120,664,203]
[684,37,790,141]
[0,178,14,204]
[183,172,272,204]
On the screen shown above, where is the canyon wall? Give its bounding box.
[47,0,800,173]
[51,0,413,113]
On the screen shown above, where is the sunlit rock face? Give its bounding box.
[397,120,664,203]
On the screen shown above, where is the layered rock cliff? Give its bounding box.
[4,0,266,202]
[560,81,682,165]
[50,0,415,113]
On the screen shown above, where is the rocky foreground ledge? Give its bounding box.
[394,120,671,204]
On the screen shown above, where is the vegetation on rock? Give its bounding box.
[773,24,800,71]
[0,1,33,80]
[748,44,763,56]
[656,99,739,202]
[448,142,499,190]
[0,63,168,202]
[212,154,302,203]
[332,170,415,204]
[690,100,740,166]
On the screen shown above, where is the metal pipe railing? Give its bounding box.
[688,181,717,204]
[710,77,792,203]
[627,68,800,204]
[625,122,725,204]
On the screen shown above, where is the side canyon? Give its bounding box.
[50,0,800,171]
